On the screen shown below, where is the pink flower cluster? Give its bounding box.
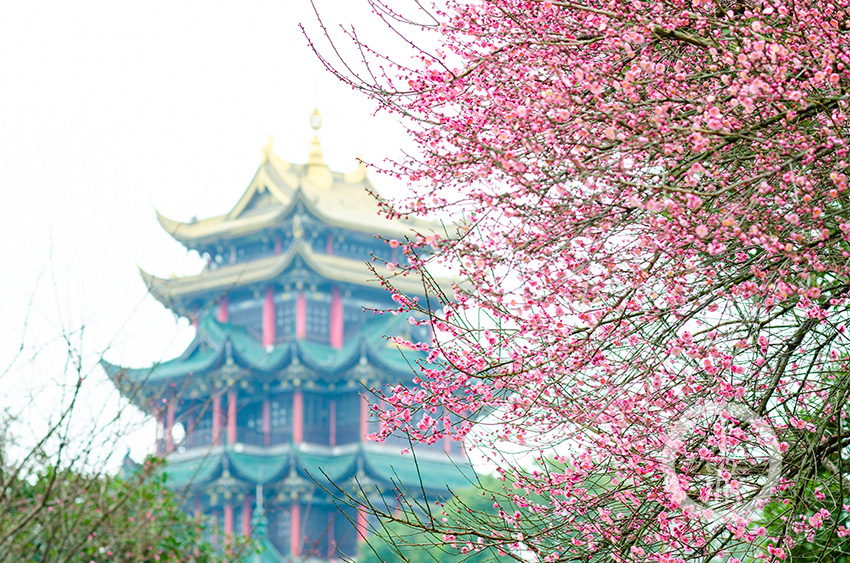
[317,0,850,560]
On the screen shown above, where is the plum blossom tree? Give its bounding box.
[313,0,850,561]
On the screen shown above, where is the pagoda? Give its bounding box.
[103,111,470,562]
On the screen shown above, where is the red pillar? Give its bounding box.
[263,285,276,347]
[293,390,304,444]
[274,234,282,254]
[360,395,370,441]
[262,399,271,447]
[356,506,368,542]
[212,394,222,446]
[217,293,229,323]
[330,287,343,349]
[290,503,301,557]
[327,512,335,557]
[296,292,306,339]
[329,399,337,446]
[326,234,333,254]
[444,434,452,456]
[227,389,237,445]
[242,496,252,537]
[224,502,234,548]
[166,401,175,452]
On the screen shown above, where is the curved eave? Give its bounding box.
[162,452,225,489]
[364,344,424,376]
[140,240,455,311]
[296,182,444,240]
[100,349,225,408]
[294,340,362,377]
[296,450,360,485]
[155,206,288,249]
[361,446,475,493]
[100,362,162,415]
[163,446,471,497]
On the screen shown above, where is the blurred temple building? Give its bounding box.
[103,111,470,561]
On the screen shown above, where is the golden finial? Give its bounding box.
[262,135,274,163]
[310,108,322,131]
[306,108,332,187]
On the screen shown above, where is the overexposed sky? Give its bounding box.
[0,0,419,459]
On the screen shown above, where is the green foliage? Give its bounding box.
[763,464,850,563]
[359,520,496,563]
[358,485,499,563]
[1,455,248,563]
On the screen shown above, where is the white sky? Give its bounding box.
[0,0,419,461]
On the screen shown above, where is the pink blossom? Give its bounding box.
[320,0,850,558]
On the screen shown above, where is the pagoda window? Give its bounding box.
[335,236,393,262]
[209,510,221,548]
[336,240,370,260]
[303,391,330,445]
[240,400,265,446]
[300,503,358,558]
[229,298,263,341]
[304,297,330,343]
[303,504,338,558]
[332,504,359,558]
[335,392,360,445]
[371,243,393,263]
[267,505,291,556]
[235,239,275,263]
[232,505,243,538]
[183,404,213,449]
[268,392,293,445]
[343,303,365,342]
[274,296,295,342]
[233,500,250,538]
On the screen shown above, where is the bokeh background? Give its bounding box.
[0,0,413,459]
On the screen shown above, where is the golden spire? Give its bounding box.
[306,108,332,187]
[310,108,322,131]
[307,109,325,167]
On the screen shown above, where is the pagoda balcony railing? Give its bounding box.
[236,426,292,447]
[267,429,292,446]
[183,428,213,450]
[237,427,265,447]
